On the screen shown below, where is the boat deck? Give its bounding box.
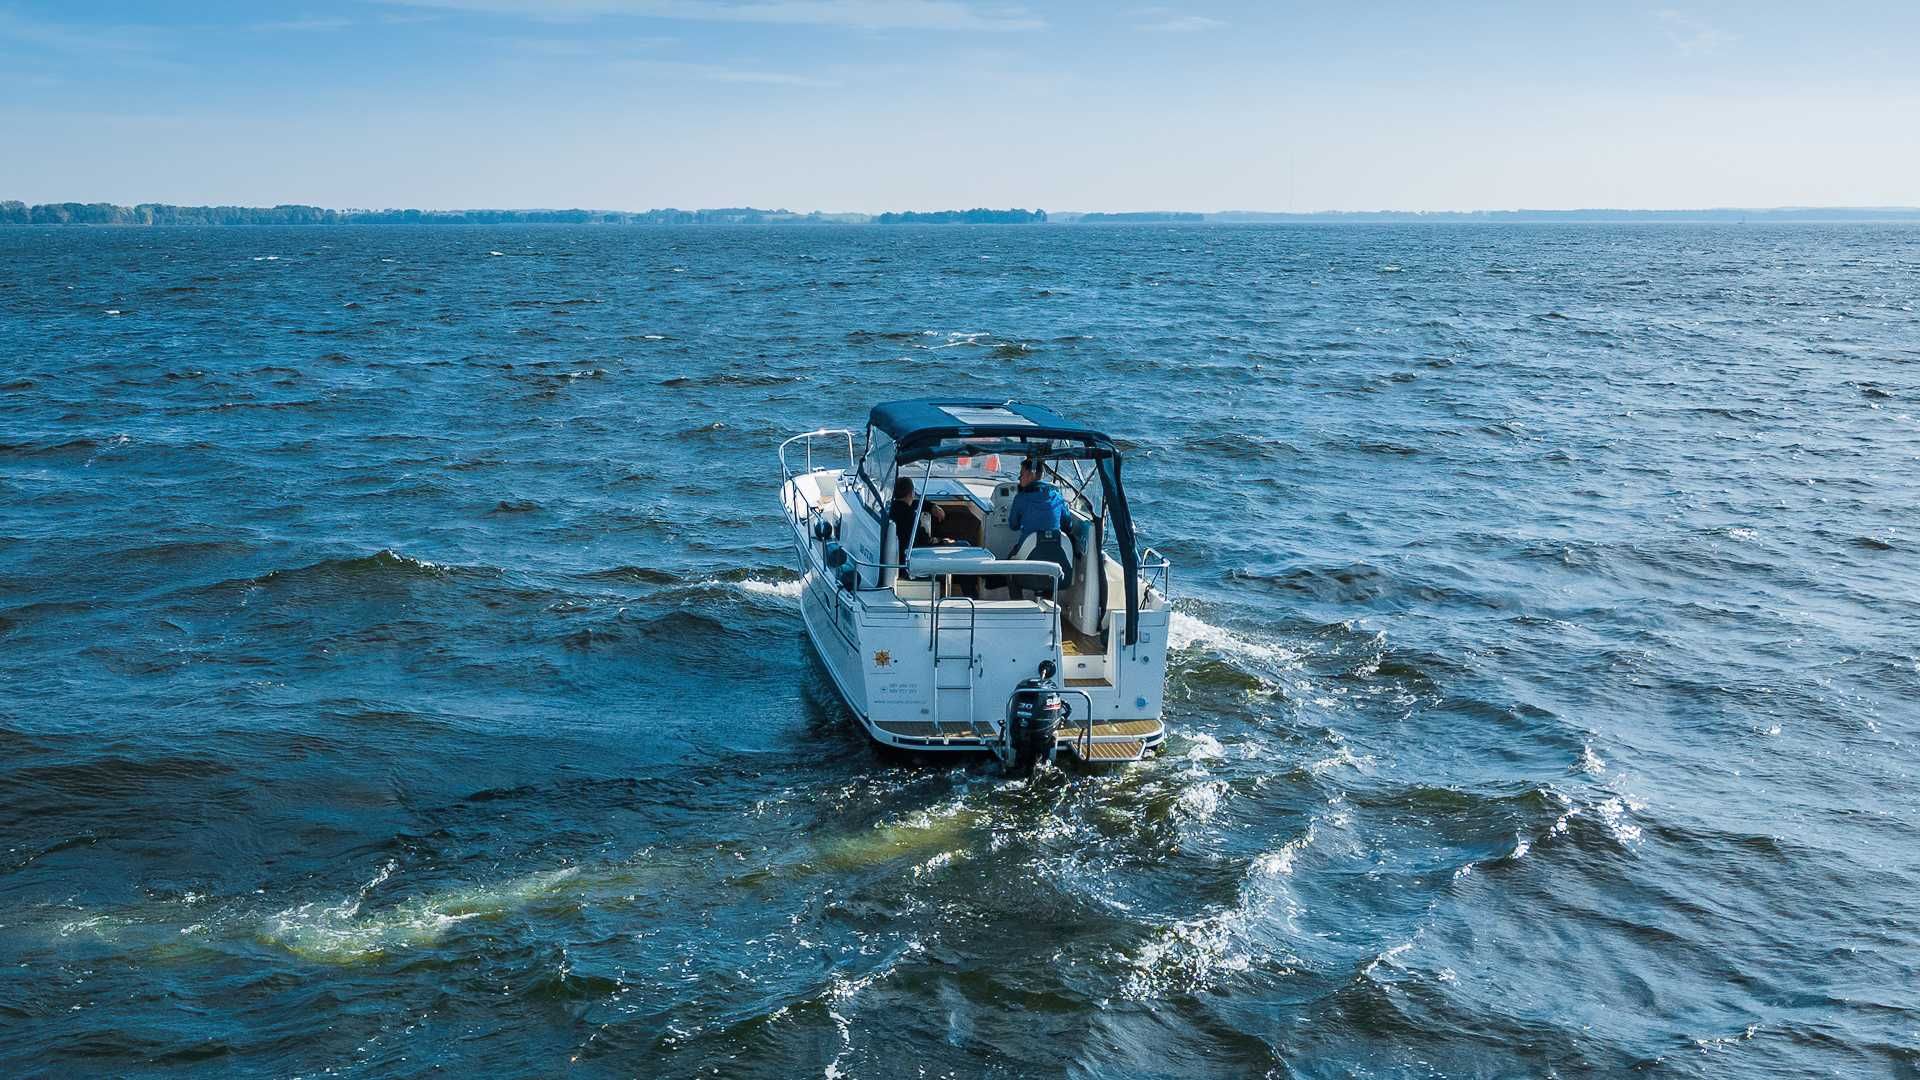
[1065,739,1145,762]
[872,719,994,739]
[869,715,1163,764]
[1060,630,1104,656]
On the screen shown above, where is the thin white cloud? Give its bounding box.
[0,10,189,73]
[381,0,1044,31]
[251,16,355,32]
[513,35,676,55]
[0,9,165,53]
[1137,14,1224,33]
[620,58,836,85]
[1656,9,1732,55]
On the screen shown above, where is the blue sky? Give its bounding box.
[2,1,1917,211]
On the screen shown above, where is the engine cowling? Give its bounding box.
[1004,675,1065,775]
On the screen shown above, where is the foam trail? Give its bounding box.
[261,865,586,962]
[1168,611,1297,667]
[739,578,803,600]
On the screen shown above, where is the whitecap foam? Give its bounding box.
[738,578,802,600]
[822,938,922,1078]
[1183,733,1225,761]
[1251,828,1314,877]
[59,913,118,939]
[1593,795,1643,845]
[1123,834,1308,999]
[928,331,990,351]
[1360,939,1414,978]
[1307,744,1372,775]
[1575,742,1606,775]
[1167,611,1296,667]
[1176,779,1227,822]
[911,850,963,879]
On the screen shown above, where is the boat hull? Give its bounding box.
[782,470,1168,760]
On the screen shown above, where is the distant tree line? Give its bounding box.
[1065,211,1205,223]
[0,201,878,225]
[11,201,1909,227]
[0,201,1055,226]
[874,208,1046,225]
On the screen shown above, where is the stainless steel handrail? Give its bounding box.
[1054,688,1097,762]
[777,428,856,483]
[1138,546,1172,599]
[996,686,1095,765]
[997,687,1096,763]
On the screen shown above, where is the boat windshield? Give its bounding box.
[900,439,1106,515]
[916,451,1018,482]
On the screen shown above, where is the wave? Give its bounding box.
[659,373,805,388]
[581,565,682,585]
[0,436,119,459]
[192,550,495,597]
[1168,611,1298,668]
[1123,830,1311,999]
[1183,432,1299,460]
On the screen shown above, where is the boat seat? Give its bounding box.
[1058,516,1100,635]
[892,578,936,600]
[1011,530,1073,599]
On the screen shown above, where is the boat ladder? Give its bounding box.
[929,597,985,739]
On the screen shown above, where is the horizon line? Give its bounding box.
[8,199,1920,222]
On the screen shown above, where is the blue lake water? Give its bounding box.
[1,223,1916,1077]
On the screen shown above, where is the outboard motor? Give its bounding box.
[1003,661,1068,775]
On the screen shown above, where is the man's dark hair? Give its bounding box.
[893,476,914,500]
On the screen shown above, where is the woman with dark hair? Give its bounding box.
[889,476,946,562]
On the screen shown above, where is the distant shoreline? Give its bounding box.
[5,200,1920,226]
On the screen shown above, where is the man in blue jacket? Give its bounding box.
[1008,458,1067,539]
[1006,458,1073,599]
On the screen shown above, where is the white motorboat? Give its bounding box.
[778,400,1171,770]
